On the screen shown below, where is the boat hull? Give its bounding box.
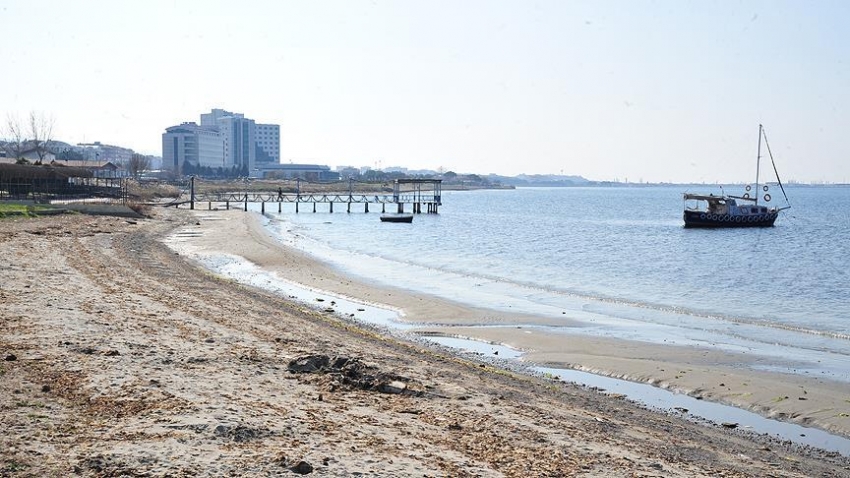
[380,214,413,223]
[683,210,778,228]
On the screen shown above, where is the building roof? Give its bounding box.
[49,160,119,170]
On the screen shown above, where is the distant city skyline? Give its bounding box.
[1,1,848,183]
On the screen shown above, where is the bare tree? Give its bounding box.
[29,111,55,164]
[4,113,27,160]
[128,153,151,179]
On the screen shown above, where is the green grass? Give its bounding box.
[0,203,32,213]
[0,203,53,218]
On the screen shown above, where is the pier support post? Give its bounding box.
[347,202,351,213]
[226,200,230,210]
[397,203,404,213]
[313,203,316,213]
[382,203,385,213]
[365,203,369,213]
[278,201,282,213]
[261,202,265,214]
[330,202,334,213]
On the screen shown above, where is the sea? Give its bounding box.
[206,184,850,452]
[258,185,850,383]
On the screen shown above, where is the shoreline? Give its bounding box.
[175,209,850,442]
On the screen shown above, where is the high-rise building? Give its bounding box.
[161,122,225,173]
[200,108,256,171]
[200,108,243,127]
[218,116,256,172]
[163,108,279,174]
[255,123,280,163]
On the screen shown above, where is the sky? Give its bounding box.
[1,0,848,183]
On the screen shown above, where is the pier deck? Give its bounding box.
[183,178,442,214]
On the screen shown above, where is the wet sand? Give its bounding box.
[1,207,848,476]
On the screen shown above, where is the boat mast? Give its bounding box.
[755,124,762,205]
[760,126,791,208]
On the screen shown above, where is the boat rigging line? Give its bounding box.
[760,126,791,208]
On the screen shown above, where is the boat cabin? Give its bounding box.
[683,193,776,216]
[684,194,733,215]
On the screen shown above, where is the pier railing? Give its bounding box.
[178,177,442,214]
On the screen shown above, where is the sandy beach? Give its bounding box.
[184,209,850,440]
[2,207,849,477]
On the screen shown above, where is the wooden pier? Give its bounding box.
[182,178,442,214]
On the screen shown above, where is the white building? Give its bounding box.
[200,108,256,171]
[200,108,243,127]
[76,142,134,164]
[161,122,225,173]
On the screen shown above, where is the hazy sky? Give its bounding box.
[2,1,848,183]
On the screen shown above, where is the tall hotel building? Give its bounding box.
[163,108,280,174]
[200,109,256,172]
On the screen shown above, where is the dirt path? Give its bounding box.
[1,210,848,477]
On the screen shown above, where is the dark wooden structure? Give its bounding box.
[186,178,442,214]
[0,163,127,203]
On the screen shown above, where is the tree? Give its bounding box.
[28,111,54,164]
[4,113,27,160]
[127,153,151,179]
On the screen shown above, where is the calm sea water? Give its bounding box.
[261,185,850,382]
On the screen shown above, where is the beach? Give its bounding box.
[185,209,850,439]
[1,207,848,477]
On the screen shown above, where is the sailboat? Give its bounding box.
[683,124,791,228]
